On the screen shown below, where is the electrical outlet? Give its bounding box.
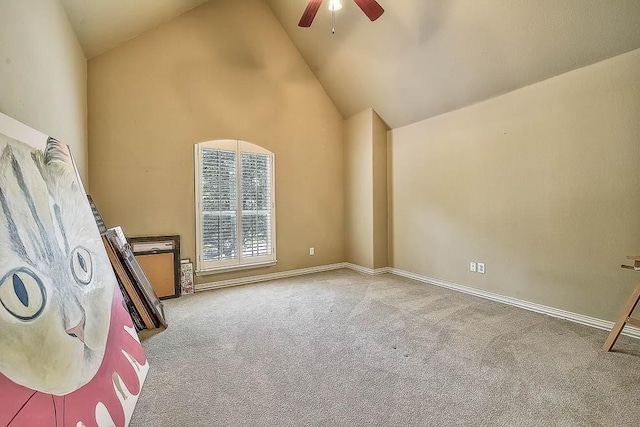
[477,263,485,274]
[309,247,315,256]
[470,262,477,272]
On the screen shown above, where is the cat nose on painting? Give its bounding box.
[62,295,87,343]
[66,313,86,343]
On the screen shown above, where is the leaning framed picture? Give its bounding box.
[0,112,149,426]
[107,227,167,329]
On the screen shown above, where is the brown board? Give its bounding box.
[129,235,181,299]
[136,253,176,298]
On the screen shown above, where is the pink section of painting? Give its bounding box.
[0,289,147,427]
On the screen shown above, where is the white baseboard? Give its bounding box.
[344,263,390,276]
[389,268,640,340]
[196,262,387,292]
[196,263,347,292]
[195,261,639,341]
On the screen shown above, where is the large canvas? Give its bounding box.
[0,114,148,426]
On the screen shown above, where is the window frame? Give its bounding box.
[194,139,276,274]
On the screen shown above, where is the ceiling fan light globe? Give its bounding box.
[328,0,343,12]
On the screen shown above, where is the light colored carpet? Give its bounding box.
[130,269,640,426]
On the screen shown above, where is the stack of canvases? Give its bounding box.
[0,114,149,426]
[102,226,167,331]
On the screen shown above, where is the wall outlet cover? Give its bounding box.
[478,263,485,274]
[470,262,477,272]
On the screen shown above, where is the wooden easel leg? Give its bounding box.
[603,283,640,351]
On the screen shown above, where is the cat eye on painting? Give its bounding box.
[71,246,93,285]
[0,267,46,320]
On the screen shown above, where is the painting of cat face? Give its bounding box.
[0,134,114,395]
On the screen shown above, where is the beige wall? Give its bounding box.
[345,108,389,270]
[88,0,344,284]
[0,0,87,183]
[372,110,388,269]
[390,48,640,322]
[345,109,374,268]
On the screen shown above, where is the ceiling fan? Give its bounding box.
[298,0,385,28]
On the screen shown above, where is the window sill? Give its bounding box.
[195,260,277,276]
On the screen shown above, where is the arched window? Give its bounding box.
[194,140,276,272]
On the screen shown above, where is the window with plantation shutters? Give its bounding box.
[195,140,276,272]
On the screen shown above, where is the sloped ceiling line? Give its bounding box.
[62,0,640,129]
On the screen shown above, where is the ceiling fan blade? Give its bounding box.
[352,0,385,21]
[298,0,323,27]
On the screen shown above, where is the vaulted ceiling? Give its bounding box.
[60,0,208,58]
[62,0,640,128]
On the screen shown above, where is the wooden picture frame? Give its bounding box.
[128,235,181,299]
[102,235,156,330]
[106,228,168,328]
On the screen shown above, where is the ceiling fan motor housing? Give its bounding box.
[298,0,385,28]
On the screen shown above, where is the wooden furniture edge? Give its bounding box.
[103,236,156,330]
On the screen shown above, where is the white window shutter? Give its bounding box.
[201,148,237,262]
[241,152,272,258]
[195,140,276,272]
